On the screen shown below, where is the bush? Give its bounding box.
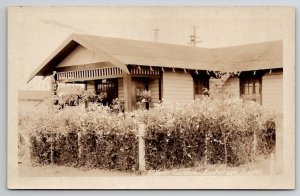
[25,105,139,171]
[20,95,276,171]
[53,131,79,166]
[137,96,276,170]
[144,115,206,170]
[30,132,53,165]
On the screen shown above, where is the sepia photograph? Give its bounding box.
[7,6,295,189]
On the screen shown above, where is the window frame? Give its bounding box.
[95,78,118,105]
[240,72,262,104]
[192,73,210,99]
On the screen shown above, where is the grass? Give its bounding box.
[18,155,275,177]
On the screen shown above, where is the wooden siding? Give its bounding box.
[221,76,240,97]
[262,72,283,113]
[86,81,95,92]
[118,78,124,99]
[162,71,193,103]
[57,45,106,68]
[149,78,160,105]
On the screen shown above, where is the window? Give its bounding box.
[193,74,209,99]
[96,79,118,105]
[240,74,262,104]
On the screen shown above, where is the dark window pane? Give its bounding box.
[97,79,118,105]
[193,76,209,95]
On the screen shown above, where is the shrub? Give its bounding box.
[20,93,276,171]
[137,96,275,170]
[30,132,53,165]
[53,131,79,166]
[24,105,139,171]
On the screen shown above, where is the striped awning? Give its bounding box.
[129,65,160,75]
[56,67,123,82]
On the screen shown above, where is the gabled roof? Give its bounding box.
[28,33,283,82]
[212,40,283,72]
[28,34,131,82]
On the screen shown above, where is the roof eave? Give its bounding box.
[27,34,130,83]
[27,34,76,83]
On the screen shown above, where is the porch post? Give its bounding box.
[123,73,132,111]
[50,71,58,106]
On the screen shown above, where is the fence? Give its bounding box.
[27,120,276,172]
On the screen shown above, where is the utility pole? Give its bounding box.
[153,28,159,42]
[188,26,202,47]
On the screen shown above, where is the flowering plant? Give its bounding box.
[136,89,152,103]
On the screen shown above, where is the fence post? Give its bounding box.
[50,134,54,164]
[253,130,257,160]
[78,132,82,160]
[204,130,208,167]
[223,131,227,167]
[138,123,146,172]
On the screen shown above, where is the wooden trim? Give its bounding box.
[60,74,123,83]
[259,77,262,105]
[160,70,164,100]
[129,65,160,76]
[131,74,161,78]
[159,74,162,101]
[55,62,114,72]
[123,74,132,111]
[57,67,123,82]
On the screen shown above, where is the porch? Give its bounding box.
[54,64,162,111]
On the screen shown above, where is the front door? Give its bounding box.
[131,77,149,110]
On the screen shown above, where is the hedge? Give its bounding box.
[30,131,139,171]
[79,132,138,171]
[139,97,277,169]
[24,98,276,171]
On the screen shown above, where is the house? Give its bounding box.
[27,34,283,113]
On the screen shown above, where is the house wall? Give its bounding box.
[57,45,110,68]
[221,76,240,97]
[86,81,95,92]
[216,72,283,114]
[118,78,124,99]
[162,71,194,103]
[149,78,160,105]
[262,72,283,113]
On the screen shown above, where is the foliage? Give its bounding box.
[110,98,125,113]
[24,105,138,171]
[20,87,276,171]
[136,96,276,169]
[136,89,152,103]
[57,90,104,108]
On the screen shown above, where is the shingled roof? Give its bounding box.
[28,34,283,82]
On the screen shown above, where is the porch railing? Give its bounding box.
[56,67,123,81]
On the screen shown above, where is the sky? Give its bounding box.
[8,6,289,90]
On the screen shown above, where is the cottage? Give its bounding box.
[28,34,283,113]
